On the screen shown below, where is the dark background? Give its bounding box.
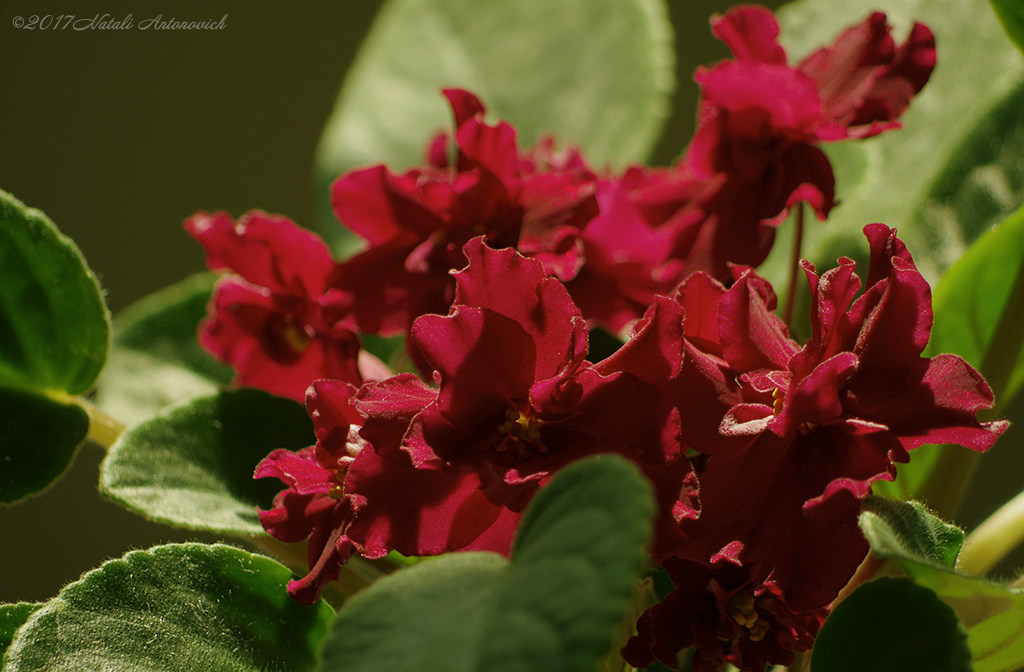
[2,0,1020,604]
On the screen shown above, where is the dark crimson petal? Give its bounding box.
[594,296,685,385]
[288,508,357,605]
[850,253,933,397]
[862,354,1008,451]
[455,118,522,197]
[711,5,788,65]
[325,238,454,336]
[718,270,798,373]
[442,88,487,127]
[453,238,588,381]
[354,373,437,461]
[257,487,337,543]
[797,13,897,126]
[306,380,363,450]
[772,352,858,437]
[863,222,915,288]
[331,165,447,244]
[669,341,748,457]
[343,445,509,558]
[675,272,726,355]
[802,256,861,362]
[776,143,837,218]
[185,210,335,294]
[696,62,823,144]
[254,447,334,497]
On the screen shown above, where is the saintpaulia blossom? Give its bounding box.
[680,7,936,278]
[256,379,519,604]
[665,224,1005,610]
[185,211,387,402]
[327,89,598,337]
[359,237,692,514]
[622,558,826,672]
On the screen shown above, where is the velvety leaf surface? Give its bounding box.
[95,273,233,425]
[757,0,1024,291]
[314,0,674,249]
[100,389,313,536]
[0,387,89,505]
[3,544,334,672]
[0,189,109,396]
[990,0,1024,53]
[317,454,655,672]
[1,602,43,659]
[811,577,971,672]
[860,496,1024,672]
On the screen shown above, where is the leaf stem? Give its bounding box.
[78,398,127,449]
[783,204,805,330]
[959,487,1024,575]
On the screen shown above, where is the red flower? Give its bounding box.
[622,558,826,672]
[662,225,1005,608]
[327,89,598,338]
[679,6,936,278]
[256,379,518,604]
[185,211,386,402]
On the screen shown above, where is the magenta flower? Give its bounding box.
[185,210,386,402]
[679,6,936,278]
[327,89,598,337]
[661,225,1005,610]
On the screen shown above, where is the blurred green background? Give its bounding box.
[2,0,1021,604]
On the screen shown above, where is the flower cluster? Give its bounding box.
[183,6,1006,671]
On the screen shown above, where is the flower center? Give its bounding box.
[496,407,547,454]
[727,590,769,642]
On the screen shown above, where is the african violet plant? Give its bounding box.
[4,0,1024,670]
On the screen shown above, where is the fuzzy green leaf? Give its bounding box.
[318,454,655,672]
[100,389,313,536]
[860,496,1024,672]
[3,544,334,672]
[95,273,233,426]
[811,577,971,672]
[0,387,89,505]
[0,190,109,396]
[314,0,674,252]
[1,602,43,660]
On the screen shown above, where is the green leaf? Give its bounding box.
[100,389,313,536]
[314,0,674,251]
[0,387,89,504]
[811,577,972,672]
[759,0,1024,290]
[317,454,655,672]
[95,273,233,426]
[860,497,965,570]
[860,496,1024,672]
[1,602,43,660]
[0,189,109,395]
[3,543,334,672]
[990,0,1024,54]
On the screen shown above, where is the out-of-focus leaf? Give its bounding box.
[95,273,232,425]
[990,0,1024,54]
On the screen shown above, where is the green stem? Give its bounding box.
[959,487,1024,575]
[77,398,127,449]
[783,204,805,330]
